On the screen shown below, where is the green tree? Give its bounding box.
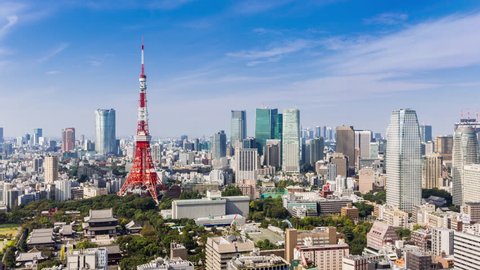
[422,188,452,206]
[396,228,411,240]
[354,202,374,218]
[363,190,386,204]
[221,185,243,196]
[75,240,98,249]
[3,246,16,267]
[38,260,62,270]
[256,239,278,250]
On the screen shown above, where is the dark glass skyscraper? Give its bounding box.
[420,125,433,143]
[276,113,283,140]
[212,130,227,159]
[255,108,281,155]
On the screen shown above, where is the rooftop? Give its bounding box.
[229,254,288,269]
[85,208,117,223]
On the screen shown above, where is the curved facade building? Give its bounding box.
[95,109,116,155]
[452,125,478,205]
[386,109,422,213]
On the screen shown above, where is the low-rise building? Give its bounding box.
[66,247,108,270]
[411,229,431,253]
[206,235,255,270]
[170,242,188,260]
[295,243,349,270]
[366,222,398,252]
[341,203,359,220]
[462,202,480,223]
[195,214,246,227]
[15,250,46,267]
[342,254,385,270]
[26,228,55,249]
[405,251,432,270]
[172,192,249,220]
[381,206,408,228]
[285,227,337,263]
[83,209,118,237]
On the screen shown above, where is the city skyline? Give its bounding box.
[1,1,480,137]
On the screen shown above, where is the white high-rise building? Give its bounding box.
[54,180,71,201]
[354,130,372,160]
[44,156,58,184]
[431,228,454,256]
[452,124,478,206]
[282,109,301,173]
[454,230,480,270]
[151,143,162,164]
[95,109,116,155]
[386,109,422,213]
[462,164,480,203]
[234,148,258,182]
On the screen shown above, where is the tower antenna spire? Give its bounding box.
[141,37,145,77]
[119,40,164,204]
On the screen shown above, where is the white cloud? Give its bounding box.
[233,0,292,15]
[37,43,69,63]
[227,39,313,65]
[364,12,408,25]
[0,15,17,37]
[147,0,195,10]
[45,70,60,75]
[329,13,480,75]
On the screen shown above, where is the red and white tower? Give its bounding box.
[118,43,162,203]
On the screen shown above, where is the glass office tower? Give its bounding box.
[95,109,116,155]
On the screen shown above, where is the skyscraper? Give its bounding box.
[33,128,43,145]
[242,137,256,149]
[265,139,281,169]
[276,113,283,141]
[386,109,422,213]
[452,124,478,205]
[255,108,279,155]
[315,126,322,138]
[420,125,433,143]
[354,130,372,160]
[95,109,116,155]
[44,155,59,184]
[212,130,227,159]
[282,109,300,173]
[0,127,3,143]
[305,138,324,167]
[234,148,258,182]
[62,127,76,152]
[336,125,355,172]
[231,110,247,147]
[422,153,443,189]
[435,135,453,161]
[54,180,71,201]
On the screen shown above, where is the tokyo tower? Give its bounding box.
[118,43,162,204]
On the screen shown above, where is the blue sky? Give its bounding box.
[1,0,480,138]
